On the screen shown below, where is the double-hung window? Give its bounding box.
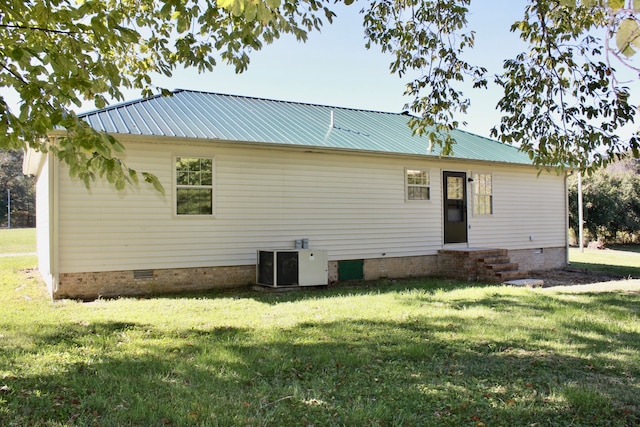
[406,169,430,201]
[472,172,492,215]
[175,157,213,215]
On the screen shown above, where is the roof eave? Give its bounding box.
[89,133,535,168]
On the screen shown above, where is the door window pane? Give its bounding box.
[447,176,464,200]
[447,205,463,222]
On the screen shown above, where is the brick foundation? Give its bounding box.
[326,255,438,283]
[507,247,567,272]
[55,248,566,299]
[56,265,256,300]
[363,255,438,280]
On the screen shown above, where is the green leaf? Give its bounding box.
[244,0,258,21]
[217,0,235,10]
[231,0,244,17]
[607,0,625,9]
[118,27,140,44]
[177,16,189,33]
[218,0,247,16]
[111,138,126,153]
[142,172,165,195]
[115,178,126,191]
[256,4,272,24]
[616,18,640,57]
[128,169,140,184]
[9,48,23,61]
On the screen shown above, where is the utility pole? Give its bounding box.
[7,188,10,229]
[577,172,584,252]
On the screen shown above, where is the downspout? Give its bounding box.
[50,146,60,296]
[565,171,571,267]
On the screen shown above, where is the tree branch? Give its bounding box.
[0,24,77,35]
[0,61,28,86]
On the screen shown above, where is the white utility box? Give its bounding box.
[256,249,328,287]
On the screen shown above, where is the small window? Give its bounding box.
[176,157,213,215]
[406,169,430,200]
[473,172,493,215]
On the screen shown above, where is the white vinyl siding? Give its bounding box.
[466,169,566,249]
[56,141,443,273]
[54,139,566,274]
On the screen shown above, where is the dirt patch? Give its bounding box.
[526,267,640,294]
[530,267,626,287]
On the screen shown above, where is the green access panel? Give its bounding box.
[338,259,364,281]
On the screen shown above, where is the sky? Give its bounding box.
[117,0,532,139]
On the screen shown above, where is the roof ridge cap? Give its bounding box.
[174,89,402,116]
[78,90,178,117]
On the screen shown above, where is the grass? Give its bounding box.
[1,230,639,425]
[0,228,36,254]
[569,247,640,278]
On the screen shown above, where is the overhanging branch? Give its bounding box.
[0,24,76,35]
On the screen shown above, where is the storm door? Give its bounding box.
[443,171,468,244]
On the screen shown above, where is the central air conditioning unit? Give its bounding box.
[257,249,328,287]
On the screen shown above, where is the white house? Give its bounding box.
[24,90,568,299]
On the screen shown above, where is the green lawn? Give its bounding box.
[1,246,639,426]
[569,247,640,278]
[0,227,36,254]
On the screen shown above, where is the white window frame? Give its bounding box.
[174,156,215,217]
[472,172,493,215]
[405,168,431,202]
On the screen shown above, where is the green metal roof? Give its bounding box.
[79,89,532,165]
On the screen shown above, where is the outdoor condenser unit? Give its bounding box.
[256,249,328,287]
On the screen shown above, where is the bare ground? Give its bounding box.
[529,267,640,294]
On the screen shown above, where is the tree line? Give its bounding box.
[0,150,35,228]
[568,156,640,244]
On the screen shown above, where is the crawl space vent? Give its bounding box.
[133,270,154,280]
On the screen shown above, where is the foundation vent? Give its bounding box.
[133,269,154,280]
